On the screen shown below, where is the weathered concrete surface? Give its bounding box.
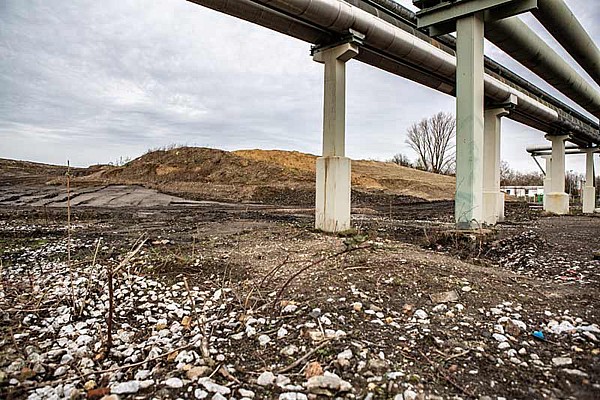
[0,185,205,208]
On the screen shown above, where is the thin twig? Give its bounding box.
[183,278,213,365]
[259,254,291,287]
[106,263,114,358]
[65,161,76,308]
[112,237,147,275]
[273,244,372,308]
[444,349,470,362]
[277,340,331,374]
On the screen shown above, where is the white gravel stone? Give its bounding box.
[279,393,308,400]
[277,327,288,338]
[403,389,418,400]
[562,369,589,378]
[432,304,447,313]
[414,309,428,320]
[492,333,508,342]
[199,378,231,394]
[280,345,299,356]
[111,380,140,394]
[194,389,209,399]
[138,379,153,389]
[552,357,573,366]
[306,374,352,392]
[165,377,183,388]
[134,370,151,380]
[239,388,255,398]
[282,304,298,313]
[257,371,276,386]
[276,374,291,387]
[258,334,271,346]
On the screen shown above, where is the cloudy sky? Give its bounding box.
[0,0,598,173]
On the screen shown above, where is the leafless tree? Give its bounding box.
[390,153,412,168]
[405,112,456,174]
[500,160,543,186]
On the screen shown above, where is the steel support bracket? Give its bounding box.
[414,0,537,36]
[311,29,365,56]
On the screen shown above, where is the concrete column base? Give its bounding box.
[315,156,351,232]
[582,187,596,214]
[482,191,499,225]
[497,193,505,222]
[482,192,506,224]
[545,192,569,215]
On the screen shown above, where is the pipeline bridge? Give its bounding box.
[188,0,600,231]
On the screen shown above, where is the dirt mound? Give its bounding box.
[2,147,455,205]
[0,158,91,185]
[234,149,455,201]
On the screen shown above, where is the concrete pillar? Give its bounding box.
[545,134,570,214]
[482,107,509,225]
[455,13,485,229]
[541,155,552,210]
[582,149,596,213]
[313,43,358,232]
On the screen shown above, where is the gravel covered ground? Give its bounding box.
[1,201,599,400]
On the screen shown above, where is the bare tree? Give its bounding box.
[500,161,543,186]
[405,112,456,174]
[390,153,412,168]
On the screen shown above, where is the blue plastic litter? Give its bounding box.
[532,331,545,340]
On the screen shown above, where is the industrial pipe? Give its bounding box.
[187,0,599,144]
[526,144,583,153]
[186,0,332,44]
[486,16,600,119]
[532,0,600,86]
[256,0,558,120]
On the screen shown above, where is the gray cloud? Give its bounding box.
[0,0,598,174]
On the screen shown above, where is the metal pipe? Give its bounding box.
[526,144,583,153]
[186,0,332,44]
[486,16,600,119]
[532,0,600,86]
[256,0,559,119]
[530,149,599,156]
[187,0,599,144]
[361,0,598,130]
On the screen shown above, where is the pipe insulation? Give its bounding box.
[486,16,600,119]
[187,0,599,143]
[187,0,332,43]
[255,0,559,120]
[532,0,600,86]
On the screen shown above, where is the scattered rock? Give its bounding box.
[164,377,183,388]
[305,362,323,379]
[111,381,140,395]
[552,357,573,367]
[279,393,308,400]
[239,388,255,398]
[562,369,589,378]
[429,290,459,303]
[199,378,231,395]
[257,371,276,386]
[306,374,352,393]
[403,389,418,400]
[187,366,211,380]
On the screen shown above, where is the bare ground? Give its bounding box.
[1,181,599,400]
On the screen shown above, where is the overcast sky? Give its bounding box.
[0,0,598,174]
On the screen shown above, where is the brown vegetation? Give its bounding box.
[56,147,456,204]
